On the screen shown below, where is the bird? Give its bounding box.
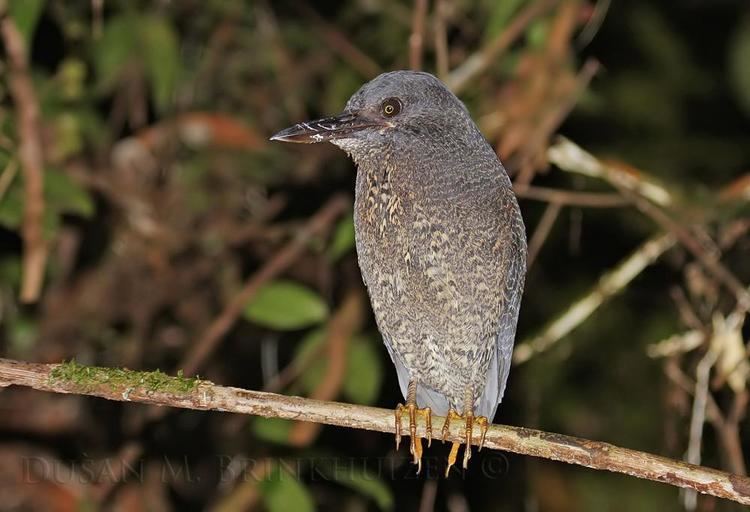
[271,70,526,475]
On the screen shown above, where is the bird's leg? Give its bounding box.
[441,409,463,477]
[443,390,492,476]
[395,380,432,474]
[462,410,474,468]
[459,391,490,468]
[394,404,404,451]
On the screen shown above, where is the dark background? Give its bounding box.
[0,0,749,510]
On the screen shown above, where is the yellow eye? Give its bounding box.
[381,97,402,117]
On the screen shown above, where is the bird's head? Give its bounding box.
[270,70,476,158]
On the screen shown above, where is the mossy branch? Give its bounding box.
[1,358,749,504]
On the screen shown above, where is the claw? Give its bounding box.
[394,404,405,451]
[441,410,490,475]
[476,416,489,451]
[395,402,433,474]
[408,403,422,470]
[463,414,474,468]
[445,442,460,477]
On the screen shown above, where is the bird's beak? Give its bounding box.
[270,111,375,144]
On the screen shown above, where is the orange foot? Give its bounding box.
[441,411,490,477]
[394,403,432,474]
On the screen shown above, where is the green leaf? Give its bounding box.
[9,0,45,48]
[729,16,750,116]
[244,281,329,330]
[140,16,181,112]
[50,112,85,161]
[57,58,87,101]
[252,417,293,445]
[45,170,94,218]
[484,0,525,40]
[327,213,355,260]
[0,175,23,229]
[343,335,383,405]
[293,331,383,403]
[0,168,92,233]
[261,464,315,512]
[9,315,38,355]
[0,257,22,289]
[526,19,550,49]
[333,466,393,511]
[294,329,328,394]
[93,14,181,111]
[94,15,138,92]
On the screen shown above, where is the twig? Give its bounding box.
[1,13,47,303]
[670,286,704,332]
[409,0,429,70]
[262,339,325,394]
[257,2,306,121]
[300,3,380,79]
[515,185,628,208]
[513,58,600,186]
[548,137,750,312]
[288,289,365,446]
[92,194,349,502]
[446,0,559,94]
[91,0,104,39]
[1,357,750,505]
[419,480,438,512]
[545,0,579,61]
[719,173,750,203]
[433,0,449,78]
[665,362,748,477]
[180,194,350,376]
[514,232,676,364]
[576,0,610,49]
[526,201,561,269]
[684,348,719,510]
[618,184,750,313]
[724,392,748,476]
[548,137,673,207]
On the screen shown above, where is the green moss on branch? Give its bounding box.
[49,360,200,395]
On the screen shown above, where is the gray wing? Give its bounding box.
[382,335,451,416]
[476,215,527,420]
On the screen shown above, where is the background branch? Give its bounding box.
[1,358,749,505]
[514,232,676,364]
[0,11,47,303]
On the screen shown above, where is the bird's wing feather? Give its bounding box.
[416,383,451,416]
[477,212,526,420]
[381,336,410,399]
[383,334,451,415]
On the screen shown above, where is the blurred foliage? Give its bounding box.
[244,281,330,330]
[0,0,748,511]
[729,14,750,116]
[260,463,315,512]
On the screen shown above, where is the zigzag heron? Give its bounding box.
[272,70,527,475]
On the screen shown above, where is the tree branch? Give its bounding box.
[548,137,750,311]
[1,11,47,303]
[514,232,676,364]
[1,358,749,505]
[445,0,559,94]
[179,193,350,376]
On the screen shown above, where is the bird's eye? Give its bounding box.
[381,97,402,118]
